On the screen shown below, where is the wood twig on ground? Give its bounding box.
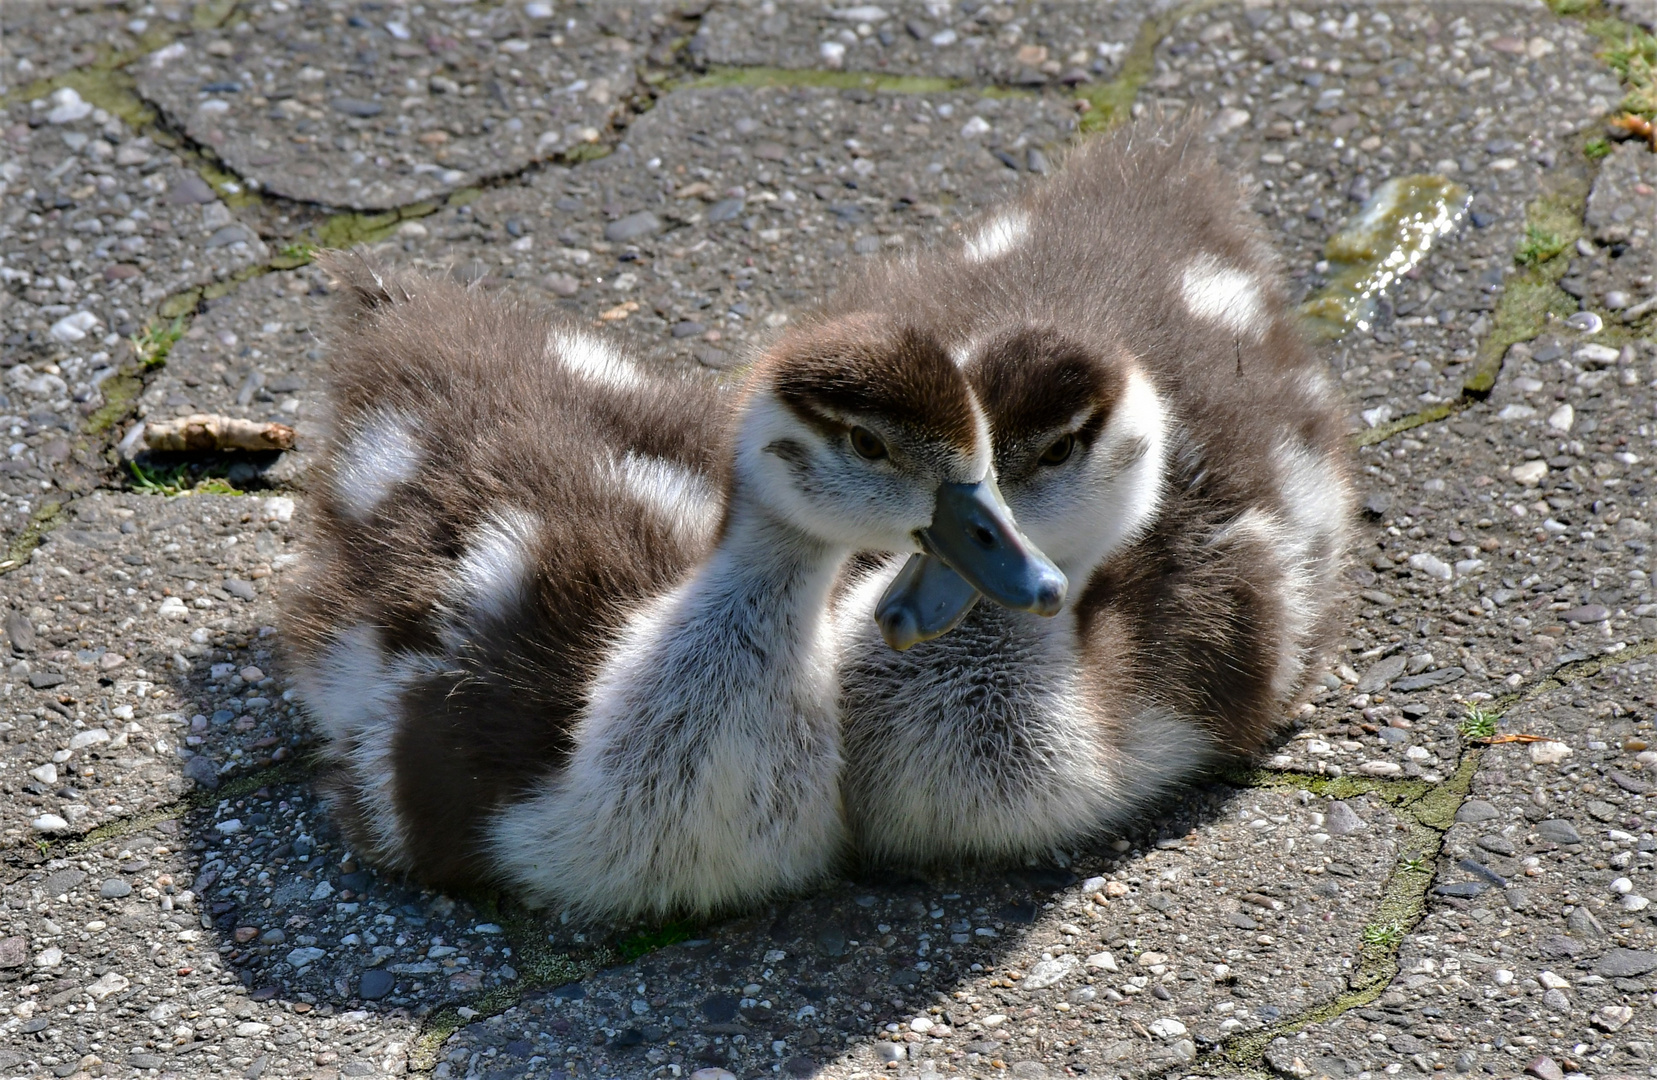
[144,414,297,453]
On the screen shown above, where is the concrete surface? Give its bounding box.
[2,0,1655,1078]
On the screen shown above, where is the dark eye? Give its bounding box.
[849,427,888,460]
[1039,434,1076,466]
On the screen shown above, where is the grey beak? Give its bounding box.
[874,553,981,651]
[915,477,1066,616]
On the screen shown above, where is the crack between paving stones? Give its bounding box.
[1172,629,1657,1077]
[9,2,1651,1070]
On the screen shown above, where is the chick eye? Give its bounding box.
[849,427,888,460]
[1039,433,1076,466]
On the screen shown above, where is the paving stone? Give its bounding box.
[1580,139,1657,331]
[431,787,1403,1079]
[695,0,1153,85]
[0,0,177,90]
[1284,669,1657,1080]
[0,823,423,1077]
[1150,3,1606,435]
[131,263,333,487]
[1,490,304,843]
[1,96,273,542]
[131,0,659,210]
[374,82,1073,374]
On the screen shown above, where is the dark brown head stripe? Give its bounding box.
[971,327,1126,453]
[766,317,981,456]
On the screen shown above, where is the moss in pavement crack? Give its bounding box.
[33,756,319,858]
[1210,753,1479,1072]
[1072,0,1227,133]
[1349,152,1594,450]
[0,501,66,576]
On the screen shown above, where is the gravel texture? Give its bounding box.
[132,0,656,210]
[694,0,1153,85]
[1,0,1655,1077]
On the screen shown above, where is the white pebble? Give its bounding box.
[32,814,69,833]
[1407,553,1452,580]
[46,87,93,124]
[1612,877,1634,895]
[1547,403,1575,433]
[960,116,991,138]
[1529,740,1572,765]
[1510,460,1547,487]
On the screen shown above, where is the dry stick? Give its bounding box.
[144,414,296,452]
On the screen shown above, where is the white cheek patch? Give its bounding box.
[450,508,541,623]
[611,451,721,541]
[334,410,421,521]
[547,329,643,393]
[964,211,1029,263]
[1180,256,1266,339]
[1042,368,1167,577]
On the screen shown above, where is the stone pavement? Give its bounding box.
[2,0,1655,1078]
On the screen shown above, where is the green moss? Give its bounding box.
[2,66,155,128]
[1516,224,1568,266]
[84,369,146,437]
[1585,137,1613,160]
[1073,0,1227,132]
[191,0,239,30]
[1590,16,1657,116]
[0,500,65,575]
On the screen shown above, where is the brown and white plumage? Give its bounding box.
[831,120,1354,865]
[283,257,1060,918]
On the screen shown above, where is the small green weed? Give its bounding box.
[1361,922,1404,949]
[128,460,241,497]
[1400,855,1432,874]
[1459,704,1499,741]
[1515,224,1567,267]
[1584,137,1613,160]
[1600,21,1657,116]
[615,921,696,962]
[131,315,186,369]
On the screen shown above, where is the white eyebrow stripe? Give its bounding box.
[1180,256,1266,339]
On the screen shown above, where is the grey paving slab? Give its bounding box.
[694,0,1155,84]
[1270,324,1657,778]
[1,90,270,325]
[131,0,655,211]
[386,82,1075,370]
[1275,675,1657,1080]
[0,0,165,91]
[1,94,272,543]
[432,786,1403,1079]
[0,821,425,1079]
[1151,1,1608,429]
[1,490,307,845]
[1581,139,1657,329]
[134,264,333,488]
